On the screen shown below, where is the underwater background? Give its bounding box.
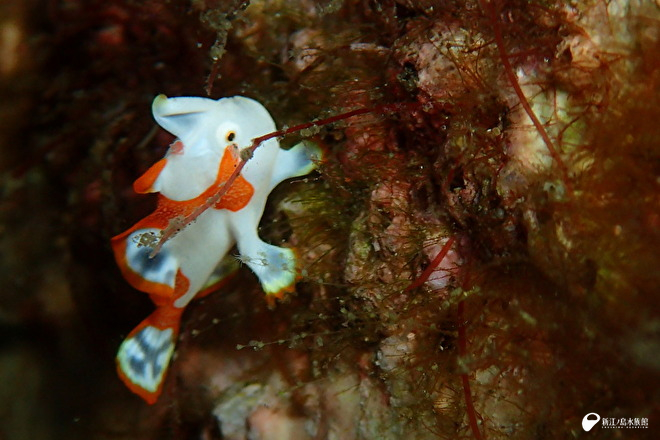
[0,0,658,438]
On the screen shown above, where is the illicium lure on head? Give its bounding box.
[111,94,322,404]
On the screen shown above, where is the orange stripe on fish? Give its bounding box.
[214,148,254,211]
[133,158,168,194]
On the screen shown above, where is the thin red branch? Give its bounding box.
[205,59,221,96]
[483,0,572,195]
[458,300,483,440]
[405,236,456,292]
[149,102,422,257]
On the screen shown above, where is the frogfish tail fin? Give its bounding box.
[116,305,184,404]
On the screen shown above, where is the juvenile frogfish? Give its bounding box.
[111,94,321,403]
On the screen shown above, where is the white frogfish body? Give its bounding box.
[110,94,321,403]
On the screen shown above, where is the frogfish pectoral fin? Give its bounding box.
[111,221,181,299]
[237,235,298,299]
[116,305,184,404]
[269,140,324,191]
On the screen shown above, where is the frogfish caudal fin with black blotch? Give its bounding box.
[110,94,322,404]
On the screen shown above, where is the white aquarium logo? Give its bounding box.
[582,413,601,432]
[582,412,649,431]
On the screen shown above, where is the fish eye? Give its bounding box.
[226,131,236,142]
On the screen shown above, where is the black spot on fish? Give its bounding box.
[134,328,171,361]
[129,246,171,276]
[129,356,146,377]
